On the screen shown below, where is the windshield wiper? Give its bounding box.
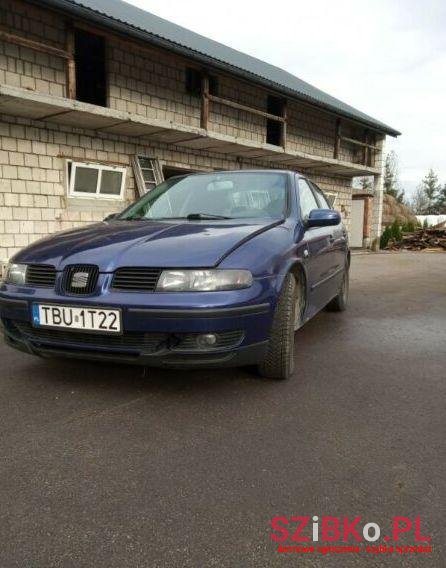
[186,213,232,220]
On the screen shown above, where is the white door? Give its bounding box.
[351,199,365,247]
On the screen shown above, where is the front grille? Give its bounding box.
[62,264,99,295]
[26,264,56,287]
[111,267,162,292]
[11,321,167,353]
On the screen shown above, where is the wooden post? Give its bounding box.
[65,22,76,100]
[363,129,369,166]
[334,118,341,159]
[371,133,377,167]
[200,74,209,130]
[280,99,287,150]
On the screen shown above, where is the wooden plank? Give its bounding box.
[281,99,287,150]
[363,129,369,166]
[65,22,76,99]
[201,74,209,130]
[334,118,341,159]
[207,93,285,122]
[340,135,379,151]
[0,29,71,59]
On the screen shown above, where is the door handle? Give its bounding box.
[328,235,335,244]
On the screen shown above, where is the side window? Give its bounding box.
[310,182,331,209]
[298,178,319,219]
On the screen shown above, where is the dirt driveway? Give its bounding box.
[0,252,444,567]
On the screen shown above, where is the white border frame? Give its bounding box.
[68,161,126,200]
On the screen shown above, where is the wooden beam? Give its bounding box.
[363,129,369,166]
[0,29,71,59]
[334,118,341,159]
[281,99,287,150]
[340,135,379,151]
[200,74,209,130]
[207,93,285,122]
[65,22,76,99]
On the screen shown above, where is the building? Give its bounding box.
[0,0,400,264]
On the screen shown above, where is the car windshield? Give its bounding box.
[118,171,288,221]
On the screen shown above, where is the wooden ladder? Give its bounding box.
[132,156,164,196]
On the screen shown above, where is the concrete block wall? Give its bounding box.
[371,136,386,242]
[0,0,67,96]
[309,172,353,232]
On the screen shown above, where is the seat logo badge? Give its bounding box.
[71,271,89,288]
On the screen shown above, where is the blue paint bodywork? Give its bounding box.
[0,171,349,367]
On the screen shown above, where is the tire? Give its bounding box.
[326,264,349,312]
[258,273,299,380]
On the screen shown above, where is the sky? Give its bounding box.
[127,0,446,198]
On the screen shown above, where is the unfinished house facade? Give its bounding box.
[0,0,400,264]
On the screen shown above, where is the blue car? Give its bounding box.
[0,170,349,380]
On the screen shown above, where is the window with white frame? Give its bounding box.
[67,161,127,199]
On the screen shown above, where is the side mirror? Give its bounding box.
[104,213,117,222]
[306,208,341,227]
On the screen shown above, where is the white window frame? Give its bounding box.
[67,160,127,200]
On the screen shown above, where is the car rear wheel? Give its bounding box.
[258,273,300,380]
[326,264,349,312]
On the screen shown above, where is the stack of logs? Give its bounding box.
[386,228,446,251]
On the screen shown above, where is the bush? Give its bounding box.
[380,225,393,249]
[401,220,416,233]
[380,220,404,249]
[390,220,402,242]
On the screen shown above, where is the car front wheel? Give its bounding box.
[258,273,300,380]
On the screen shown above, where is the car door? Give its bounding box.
[297,178,340,313]
[310,181,347,290]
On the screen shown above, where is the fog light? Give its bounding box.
[196,333,217,347]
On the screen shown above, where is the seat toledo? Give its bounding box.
[0,170,349,379]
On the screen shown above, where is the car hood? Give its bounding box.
[15,219,280,270]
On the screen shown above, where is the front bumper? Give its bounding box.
[0,286,274,368]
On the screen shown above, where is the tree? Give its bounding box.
[355,176,373,192]
[383,151,405,203]
[419,169,441,214]
[434,184,446,214]
[410,185,429,214]
[410,169,443,214]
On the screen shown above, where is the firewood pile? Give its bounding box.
[386,228,446,251]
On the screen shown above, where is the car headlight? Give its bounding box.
[156,269,253,292]
[4,263,28,285]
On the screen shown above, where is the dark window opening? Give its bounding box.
[162,165,199,180]
[185,67,218,97]
[266,95,284,146]
[75,29,107,106]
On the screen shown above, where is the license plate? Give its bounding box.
[32,304,122,334]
